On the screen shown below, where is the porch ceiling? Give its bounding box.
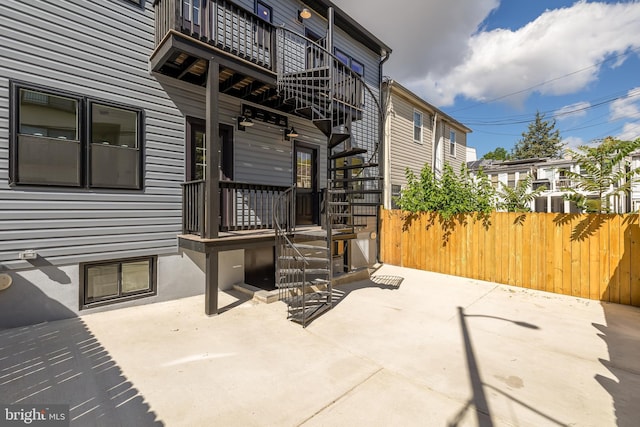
[150,32,289,111]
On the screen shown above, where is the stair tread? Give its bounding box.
[277,279,330,289]
[279,256,329,263]
[328,132,351,148]
[279,268,330,274]
[331,176,383,182]
[329,188,382,194]
[291,244,330,251]
[329,148,367,160]
[330,162,378,171]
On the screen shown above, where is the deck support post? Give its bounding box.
[204,59,220,315]
[205,248,219,316]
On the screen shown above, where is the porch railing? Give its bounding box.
[182,180,290,237]
[220,181,289,231]
[182,180,206,236]
[154,0,274,70]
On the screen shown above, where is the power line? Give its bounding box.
[448,46,640,114]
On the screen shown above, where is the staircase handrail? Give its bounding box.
[273,185,308,265]
[275,26,385,166]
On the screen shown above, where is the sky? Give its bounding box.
[333,0,640,158]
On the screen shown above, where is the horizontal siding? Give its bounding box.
[442,122,468,172]
[0,0,185,268]
[389,94,434,187]
[161,78,328,188]
[0,0,384,270]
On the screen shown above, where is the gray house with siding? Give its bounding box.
[0,0,390,327]
[381,79,471,209]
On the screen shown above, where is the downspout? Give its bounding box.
[432,112,439,174]
[377,53,391,264]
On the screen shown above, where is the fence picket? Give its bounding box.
[380,210,639,307]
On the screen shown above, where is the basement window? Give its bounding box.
[81,257,157,308]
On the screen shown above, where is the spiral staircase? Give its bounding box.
[274,29,383,327]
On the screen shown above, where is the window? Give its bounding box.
[350,59,364,77]
[391,184,402,209]
[449,130,456,157]
[15,87,82,186]
[90,102,142,189]
[11,82,144,189]
[183,0,201,23]
[334,48,364,77]
[413,110,422,143]
[335,49,350,66]
[81,257,156,308]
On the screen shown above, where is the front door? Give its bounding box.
[294,143,318,225]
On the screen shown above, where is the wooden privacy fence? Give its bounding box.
[380,210,640,307]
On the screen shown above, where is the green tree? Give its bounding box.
[562,137,640,213]
[513,111,563,159]
[482,147,511,161]
[496,175,546,212]
[395,164,496,219]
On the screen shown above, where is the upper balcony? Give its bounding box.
[152,0,365,114]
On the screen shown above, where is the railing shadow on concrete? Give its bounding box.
[0,277,162,426]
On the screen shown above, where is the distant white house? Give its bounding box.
[468,156,633,213]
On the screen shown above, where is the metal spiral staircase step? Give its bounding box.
[329,148,367,160]
[330,162,378,171]
[278,256,330,264]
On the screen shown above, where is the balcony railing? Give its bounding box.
[155,0,275,70]
[154,0,365,111]
[182,180,290,236]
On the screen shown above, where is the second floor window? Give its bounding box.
[183,0,200,23]
[449,130,456,157]
[414,111,422,143]
[334,48,365,77]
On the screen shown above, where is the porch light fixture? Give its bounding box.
[299,8,311,19]
[286,127,299,138]
[238,116,254,127]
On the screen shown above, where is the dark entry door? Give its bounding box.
[295,143,318,225]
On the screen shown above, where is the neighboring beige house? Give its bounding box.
[382,80,472,208]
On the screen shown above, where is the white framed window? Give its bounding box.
[449,130,456,157]
[413,110,422,143]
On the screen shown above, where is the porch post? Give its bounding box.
[205,59,220,239]
[205,59,220,315]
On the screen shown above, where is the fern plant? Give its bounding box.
[562,137,640,213]
[497,174,546,212]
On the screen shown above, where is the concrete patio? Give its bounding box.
[1,264,639,426]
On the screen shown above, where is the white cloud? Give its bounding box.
[562,136,585,150]
[334,1,640,107]
[554,102,591,121]
[618,122,640,141]
[333,0,500,80]
[610,87,640,121]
